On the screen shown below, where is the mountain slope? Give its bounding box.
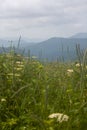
[25,37,87,61]
[0,34,87,61]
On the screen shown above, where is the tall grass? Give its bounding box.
[0,45,87,130]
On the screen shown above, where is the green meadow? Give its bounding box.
[0,48,87,130]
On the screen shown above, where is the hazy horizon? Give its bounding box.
[0,32,87,44]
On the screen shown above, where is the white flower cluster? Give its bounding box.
[75,63,81,67]
[1,98,6,102]
[48,113,69,123]
[67,69,73,76]
[67,69,73,73]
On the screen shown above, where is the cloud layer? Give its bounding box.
[0,0,87,40]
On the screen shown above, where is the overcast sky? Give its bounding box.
[0,0,87,41]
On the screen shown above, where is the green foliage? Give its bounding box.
[0,50,87,130]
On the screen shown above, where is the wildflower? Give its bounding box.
[67,69,73,73]
[17,64,24,68]
[23,127,26,130]
[16,61,21,64]
[75,63,82,67]
[7,73,21,77]
[67,69,73,76]
[15,67,23,71]
[16,61,24,65]
[48,113,69,123]
[59,114,69,123]
[15,73,21,77]
[1,98,6,102]
[48,113,60,118]
[75,63,80,67]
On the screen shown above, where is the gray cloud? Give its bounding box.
[0,0,87,39]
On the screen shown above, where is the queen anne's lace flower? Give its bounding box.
[67,69,73,73]
[67,69,73,76]
[75,63,80,67]
[1,98,6,102]
[48,113,69,123]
